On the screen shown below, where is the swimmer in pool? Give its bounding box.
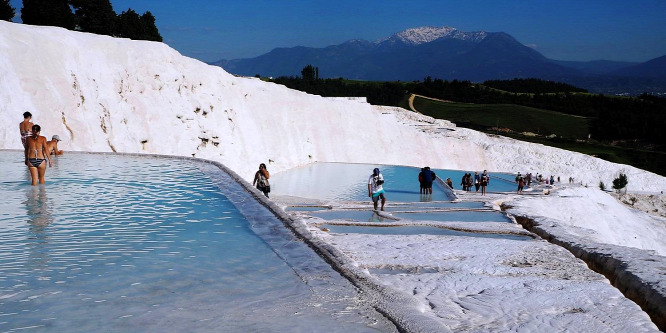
[24,124,52,185]
[46,135,64,155]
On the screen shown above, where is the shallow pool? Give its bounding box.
[392,211,512,223]
[399,201,487,209]
[309,210,391,222]
[321,225,531,241]
[0,152,394,332]
[284,206,331,212]
[272,162,517,201]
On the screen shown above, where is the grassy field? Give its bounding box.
[408,96,666,176]
[411,96,590,139]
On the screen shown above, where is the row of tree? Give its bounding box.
[483,78,587,94]
[0,0,13,21]
[0,0,161,42]
[271,67,666,148]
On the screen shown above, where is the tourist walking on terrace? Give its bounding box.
[19,111,34,148]
[516,173,525,194]
[480,170,489,196]
[368,168,386,211]
[418,168,425,194]
[24,124,52,185]
[252,163,270,198]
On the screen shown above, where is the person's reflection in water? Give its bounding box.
[24,185,54,267]
[370,212,386,222]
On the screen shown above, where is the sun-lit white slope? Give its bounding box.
[0,21,490,180]
[505,186,666,255]
[0,21,664,192]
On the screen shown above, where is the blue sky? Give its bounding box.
[8,0,666,63]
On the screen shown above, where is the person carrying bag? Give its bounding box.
[253,163,271,198]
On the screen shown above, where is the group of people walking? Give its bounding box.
[460,170,490,195]
[19,112,63,185]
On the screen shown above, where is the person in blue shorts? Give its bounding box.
[368,168,386,211]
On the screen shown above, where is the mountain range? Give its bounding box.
[212,26,666,95]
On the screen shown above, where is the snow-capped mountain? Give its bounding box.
[377,26,488,46]
[213,26,666,93]
[215,25,579,82]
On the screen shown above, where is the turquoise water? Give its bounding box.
[272,162,517,202]
[309,209,509,223]
[0,152,393,332]
[400,201,487,209]
[284,206,331,212]
[309,210,391,222]
[437,169,518,192]
[392,211,512,223]
[321,224,532,241]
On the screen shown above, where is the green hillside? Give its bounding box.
[411,97,590,139]
[409,96,666,176]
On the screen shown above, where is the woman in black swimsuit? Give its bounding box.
[24,124,52,185]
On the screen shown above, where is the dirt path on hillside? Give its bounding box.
[408,94,460,112]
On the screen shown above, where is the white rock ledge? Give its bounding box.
[509,214,666,330]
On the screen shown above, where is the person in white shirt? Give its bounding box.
[367,168,386,211]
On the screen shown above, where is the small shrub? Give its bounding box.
[599,181,606,191]
[612,173,628,194]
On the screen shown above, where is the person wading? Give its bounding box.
[24,124,52,185]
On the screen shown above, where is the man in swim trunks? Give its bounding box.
[368,168,386,211]
[19,111,33,148]
[46,135,64,155]
[24,124,52,185]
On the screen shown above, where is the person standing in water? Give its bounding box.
[252,163,270,198]
[19,111,34,148]
[368,168,386,211]
[24,124,52,185]
[421,166,436,195]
